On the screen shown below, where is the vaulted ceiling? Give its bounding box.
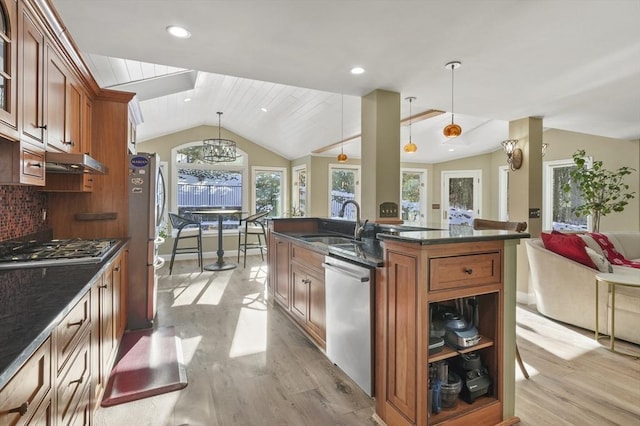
[52,0,640,163]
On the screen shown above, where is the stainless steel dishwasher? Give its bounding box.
[322,255,373,396]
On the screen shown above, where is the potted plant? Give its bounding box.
[562,149,636,232]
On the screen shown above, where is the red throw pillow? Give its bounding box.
[540,232,597,269]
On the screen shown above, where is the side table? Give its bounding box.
[595,271,640,356]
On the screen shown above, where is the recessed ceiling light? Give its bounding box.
[183,97,192,102]
[448,148,455,152]
[261,107,268,112]
[350,67,365,75]
[166,25,191,39]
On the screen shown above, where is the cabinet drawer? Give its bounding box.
[0,337,51,426]
[21,144,45,180]
[291,244,324,270]
[56,331,90,426]
[55,292,90,373]
[429,252,501,291]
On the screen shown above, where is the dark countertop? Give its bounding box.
[0,240,127,390]
[377,228,530,244]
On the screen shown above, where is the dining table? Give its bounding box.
[190,209,243,271]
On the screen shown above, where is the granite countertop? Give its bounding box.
[377,228,530,244]
[0,240,127,390]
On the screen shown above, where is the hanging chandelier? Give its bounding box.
[203,112,237,163]
[403,96,417,153]
[337,94,348,163]
[443,61,462,138]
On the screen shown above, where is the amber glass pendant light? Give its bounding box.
[403,96,417,153]
[443,61,462,138]
[337,94,348,162]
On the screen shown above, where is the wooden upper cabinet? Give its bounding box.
[0,0,18,140]
[65,75,82,153]
[18,2,45,147]
[82,93,92,155]
[44,43,68,152]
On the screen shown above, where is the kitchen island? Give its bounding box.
[267,218,528,426]
[375,229,527,426]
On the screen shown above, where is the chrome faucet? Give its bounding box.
[338,200,368,241]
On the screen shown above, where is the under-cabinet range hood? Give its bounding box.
[45,152,108,174]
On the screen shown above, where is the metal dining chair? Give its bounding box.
[237,210,269,267]
[168,212,203,274]
[473,218,530,379]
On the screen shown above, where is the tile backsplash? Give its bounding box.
[0,186,49,241]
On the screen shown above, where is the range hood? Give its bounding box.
[45,152,108,174]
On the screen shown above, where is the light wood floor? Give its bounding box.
[93,256,640,426]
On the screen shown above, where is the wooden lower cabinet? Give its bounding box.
[0,337,51,426]
[290,261,326,345]
[0,249,126,425]
[92,251,124,407]
[377,239,504,426]
[267,232,327,348]
[55,330,90,426]
[270,233,291,308]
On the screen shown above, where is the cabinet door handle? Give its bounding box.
[63,140,75,146]
[38,124,47,130]
[464,268,473,275]
[67,319,84,327]
[98,284,107,289]
[69,375,84,385]
[8,401,29,416]
[114,266,120,272]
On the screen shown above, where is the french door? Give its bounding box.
[401,168,427,226]
[441,170,482,227]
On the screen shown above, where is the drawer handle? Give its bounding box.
[464,268,473,275]
[69,375,84,386]
[27,162,42,168]
[8,401,29,416]
[67,319,84,327]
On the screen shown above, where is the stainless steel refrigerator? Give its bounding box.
[127,152,166,330]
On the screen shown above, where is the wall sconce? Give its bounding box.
[502,139,523,171]
[542,143,549,157]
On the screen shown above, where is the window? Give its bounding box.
[171,142,248,233]
[328,164,360,219]
[292,165,307,216]
[252,167,287,217]
[543,159,589,231]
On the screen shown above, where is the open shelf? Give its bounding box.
[428,395,499,425]
[428,336,494,363]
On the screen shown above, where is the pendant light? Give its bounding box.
[203,112,237,163]
[403,96,417,153]
[443,61,462,138]
[337,94,348,162]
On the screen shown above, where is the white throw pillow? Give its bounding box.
[585,247,612,272]
[579,234,605,257]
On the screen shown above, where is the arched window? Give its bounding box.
[171,141,248,234]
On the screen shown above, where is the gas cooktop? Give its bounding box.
[0,238,118,270]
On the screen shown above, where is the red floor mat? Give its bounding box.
[101,326,188,407]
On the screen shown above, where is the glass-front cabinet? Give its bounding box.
[0,0,18,139]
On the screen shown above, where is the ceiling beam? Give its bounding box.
[312,109,444,154]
